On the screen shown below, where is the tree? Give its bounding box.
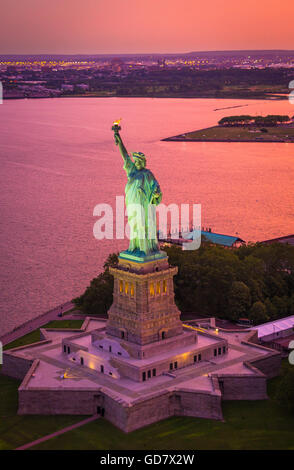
[238,254,265,303]
[288,294,294,315]
[249,301,269,325]
[272,295,289,319]
[73,253,118,316]
[264,297,278,319]
[275,367,294,413]
[103,252,119,270]
[227,281,251,321]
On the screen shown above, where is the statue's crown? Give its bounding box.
[132,152,146,161]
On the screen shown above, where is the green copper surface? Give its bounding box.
[113,128,162,256]
[119,250,167,263]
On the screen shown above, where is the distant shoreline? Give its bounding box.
[3,93,288,102]
[163,124,294,143]
[163,138,294,143]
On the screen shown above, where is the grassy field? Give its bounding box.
[0,319,85,449]
[167,125,294,142]
[3,320,84,351]
[0,360,290,450]
[0,373,86,450]
[43,319,84,329]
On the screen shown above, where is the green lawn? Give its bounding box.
[23,361,294,450]
[3,330,42,351]
[0,319,86,449]
[170,125,294,142]
[0,373,86,450]
[44,319,84,329]
[3,320,84,351]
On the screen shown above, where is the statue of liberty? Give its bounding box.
[112,121,162,256]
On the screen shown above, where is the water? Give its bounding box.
[1,97,294,335]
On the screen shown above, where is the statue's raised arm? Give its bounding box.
[112,120,132,166]
[112,121,136,177]
[114,131,129,163]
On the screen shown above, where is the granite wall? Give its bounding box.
[2,352,34,380]
[18,386,223,432]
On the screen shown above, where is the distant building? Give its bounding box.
[76,83,89,91]
[61,84,74,92]
[260,234,294,246]
[253,315,294,356]
[199,230,245,248]
[110,58,125,73]
[159,229,245,249]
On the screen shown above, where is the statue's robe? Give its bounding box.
[123,155,162,255]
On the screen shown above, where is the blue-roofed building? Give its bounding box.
[199,230,245,248]
[159,229,245,249]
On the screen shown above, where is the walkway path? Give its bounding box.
[0,301,74,346]
[15,415,99,450]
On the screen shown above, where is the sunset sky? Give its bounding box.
[1,0,293,54]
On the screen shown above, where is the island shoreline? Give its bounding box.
[163,121,294,143]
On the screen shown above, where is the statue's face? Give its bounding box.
[134,158,145,170]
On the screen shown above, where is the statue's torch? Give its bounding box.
[112,118,121,134]
[112,119,122,145]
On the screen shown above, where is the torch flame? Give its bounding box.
[113,118,122,126]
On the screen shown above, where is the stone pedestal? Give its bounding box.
[106,251,183,348]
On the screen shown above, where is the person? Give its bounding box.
[114,132,162,255]
[58,305,63,318]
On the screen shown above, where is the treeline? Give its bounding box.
[74,253,118,317]
[218,115,292,127]
[86,67,293,98]
[3,65,293,100]
[166,243,294,324]
[74,243,294,325]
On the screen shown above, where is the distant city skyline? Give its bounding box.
[1,0,294,54]
[1,49,294,59]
